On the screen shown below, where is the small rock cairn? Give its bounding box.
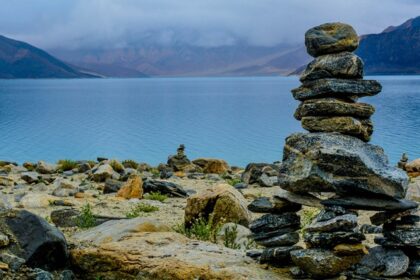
[249,23,419,278]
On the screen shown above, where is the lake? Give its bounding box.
[0,76,419,167]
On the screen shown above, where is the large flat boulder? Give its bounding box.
[278,133,409,198]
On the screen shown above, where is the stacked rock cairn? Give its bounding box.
[249,23,419,278]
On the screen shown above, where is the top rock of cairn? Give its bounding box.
[305,22,359,57]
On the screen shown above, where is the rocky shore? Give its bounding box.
[0,22,419,280]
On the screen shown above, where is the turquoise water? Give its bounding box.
[0,76,418,166]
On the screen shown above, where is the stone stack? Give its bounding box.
[273,22,419,278]
[247,196,302,266]
[292,22,381,142]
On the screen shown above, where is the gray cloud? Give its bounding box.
[0,0,419,49]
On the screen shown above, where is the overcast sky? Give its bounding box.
[1,0,419,50]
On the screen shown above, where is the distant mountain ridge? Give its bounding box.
[0,35,96,78]
[355,16,420,74]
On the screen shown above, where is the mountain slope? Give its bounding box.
[355,16,420,74]
[0,35,96,78]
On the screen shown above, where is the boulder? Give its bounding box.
[116,175,143,199]
[71,231,281,279]
[292,79,381,101]
[305,22,359,57]
[185,184,252,227]
[300,52,363,82]
[1,210,68,270]
[92,164,114,182]
[36,161,57,174]
[301,116,372,141]
[192,158,229,174]
[295,98,374,120]
[279,133,409,198]
[291,248,362,278]
[143,179,187,197]
[355,246,409,277]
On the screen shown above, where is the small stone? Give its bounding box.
[143,179,187,197]
[21,172,40,184]
[255,232,299,247]
[0,232,9,247]
[252,226,301,242]
[92,164,114,182]
[315,205,357,222]
[247,197,301,214]
[259,246,302,266]
[295,98,374,120]
[60,270,76,280]
[274,189,322,208]
[33,268,54,280]
[241,163,279,185]
[407,259,420,277]
[291,248,362,278]
[300,52,363,82]
[0,262,8,271]
[246,250,262,259]
[292,78,381,101]
[103,178,123,194]
[52,178,79,197]
[360,224,382,234]
[304,231,365,249]
[36,161,57,174]
[383,228,420,247]
[233,182,248,189]
[191,158,229,174]
[0,253,25,271]
[50,208,80,228]
[306,214,358,233]
[333,243,368,256]
[356,246,409,277]
[370,209,416,225]
[301,116,372,141]
[305,22,359,57]
[250,213,300,234]
[258,173,279,187]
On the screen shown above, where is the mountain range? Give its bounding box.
[0,16,419,78]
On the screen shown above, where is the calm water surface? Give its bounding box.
[0,76,418,166]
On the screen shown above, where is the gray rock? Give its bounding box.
[322,196,418,211]
[258,173,278,187]
[370,209,416,225]
[356,246,409,277]
[292,79,381,101]
[407,259,420,277]
[301,116,372,141]
[103,178,123,194]
[306,214,357,233]
[33,268,54,280]
[305,22,359,57]
[315,205,357,222]
[279,133,409,199]
[291,248,362,278]
[252,226,301,242]
[300,52,363,82]
[21,172,40,184]
[241,163,279,185]
[77,162,91,173]
[259,246,302,266]
[250,213,300,234]
[143,179,187,197]
[36,161,57,174]
[233,182,248,189]
[360,224,382,234]
[92,164,114,182]
[52,178,79,197]
[295,98,374,120]
[304,231,365,249]
[255,232,299,247]
[0,252,25,271]
[274,189,322,208]
[383,228,420,247]
[247,197,301,214]
[0,232,9,247]
[2,210,68,269]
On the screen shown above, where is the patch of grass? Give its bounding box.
[125,203,159,218]
[223,224,241,249]
[109,160,124,173]
[77,203,97,229]
[122,159,139,169]
[150,168,160,178]
[144,191,168,202]
[226,178,242,186]
[174,216,221,243]
[57,159,78,171]
[300,207,321,234]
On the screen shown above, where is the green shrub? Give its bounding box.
[150,168,160,178]
[77,203,96,229]
[226,178,242,186]
[144,192,168,202]
[223,224,241,249]
[109,159,124,173]
[125,203,159,218]
[57,159,78,171]
[122,159,139,169]
[173,216,221,243]
[300,207,321,234]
